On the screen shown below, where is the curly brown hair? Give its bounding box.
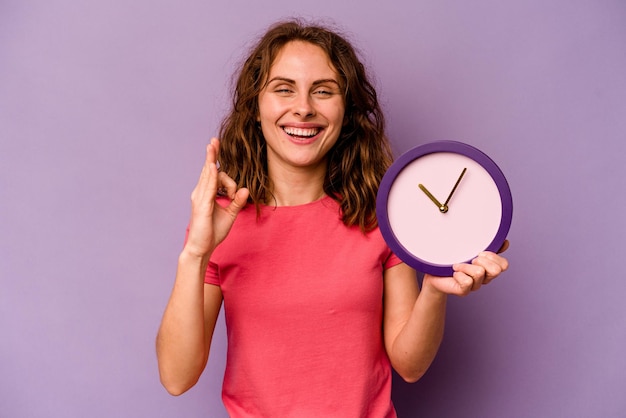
[218,19,393,231]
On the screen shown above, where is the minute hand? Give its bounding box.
[443,167,467,209]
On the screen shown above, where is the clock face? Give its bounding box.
[377,141,513,276]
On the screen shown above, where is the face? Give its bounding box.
[257,41,345,176]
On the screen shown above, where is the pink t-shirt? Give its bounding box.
[205,196,402,417]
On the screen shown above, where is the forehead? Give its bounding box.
[268,41,338,78]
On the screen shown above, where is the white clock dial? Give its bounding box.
[378,141,513,276]
[387,152,502,266]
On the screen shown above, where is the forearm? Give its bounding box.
[388,278,448,383]
[156,250,216,395]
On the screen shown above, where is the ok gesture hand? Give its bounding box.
[185,138,249,259]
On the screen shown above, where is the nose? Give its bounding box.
[293,94,315,118]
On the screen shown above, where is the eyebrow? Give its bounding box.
[267,77,341,87]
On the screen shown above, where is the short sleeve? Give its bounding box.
[383,251,403,270]
[205,260,220,285]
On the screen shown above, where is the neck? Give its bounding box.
[269,188,327,207]
[267,166,327,207]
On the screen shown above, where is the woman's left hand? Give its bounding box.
[422,240,510,297]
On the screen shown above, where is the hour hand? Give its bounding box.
[418,184,446,212]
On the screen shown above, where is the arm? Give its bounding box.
[383,246,509,383]
[156,138,249,395]
[157,266,222,395]
[383,263,446,383]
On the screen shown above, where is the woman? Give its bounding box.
[156,20,508,417]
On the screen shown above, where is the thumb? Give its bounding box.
[227,188,250,216]
[497,239,510,254]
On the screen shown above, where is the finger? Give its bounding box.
[217,172,239,199]
[475,251,509,274]
[454,263,486,290]
[201,138,219,179]
[227,188,250,216]
[472,254,508,286]
[194,144,213,188]
[209,137,220,156]
[206,140,219,180]
[497,240,510,254]
[191,144,219,207]
[472,259,497,285]
[451,270,475,295]
[424,273,472,297]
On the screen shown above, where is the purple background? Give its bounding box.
[1,1,625,417]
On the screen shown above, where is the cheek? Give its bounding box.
[330,103,346,126]
[256,93,272,122]
[257,97,287,123]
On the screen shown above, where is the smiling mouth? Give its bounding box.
[283,126,321,139]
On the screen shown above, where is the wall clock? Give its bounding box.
[376,141,513,276]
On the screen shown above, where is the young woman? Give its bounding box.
[156,20,509,417]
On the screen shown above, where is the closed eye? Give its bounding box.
[272,86,296,97]
[313,86,339,98]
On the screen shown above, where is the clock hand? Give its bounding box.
[418,184,447,212]
[443,167,467,209]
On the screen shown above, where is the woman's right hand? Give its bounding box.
[184,137,249,259]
